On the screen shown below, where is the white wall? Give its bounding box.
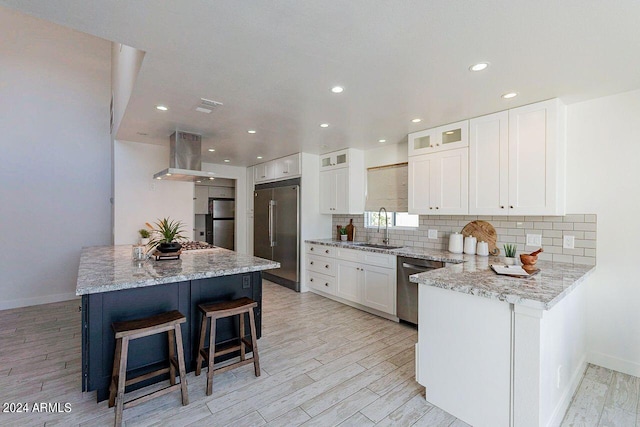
[0,9,112,309]
[111,43,145,136]
[201,162,248,254]
[566,89,640,377]
[114,141,194,244]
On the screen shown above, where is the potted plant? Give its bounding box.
[503,243,517,265]
[339,227,348,241]
[138,228,151,246]
[147,218,187,253]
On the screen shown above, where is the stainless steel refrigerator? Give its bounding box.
[254,181,300,291]
[206,198,235,250]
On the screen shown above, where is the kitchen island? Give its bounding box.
[76,245,279,402]
[411,256,595,427]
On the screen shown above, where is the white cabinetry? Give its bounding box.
[408,148,468,215]
[469,99,566,215]
[408,120,468,156]
[194,186,209,214]
[304,244,396,318]
[319,149,364,214]
[254,153,301,183]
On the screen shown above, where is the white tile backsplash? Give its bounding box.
[332,214,597,265]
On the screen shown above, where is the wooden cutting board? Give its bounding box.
[345,219,355,241]
[461,220,500,255]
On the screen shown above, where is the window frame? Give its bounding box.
[364,211,419,229]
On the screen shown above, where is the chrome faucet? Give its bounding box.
[377,207,389,245]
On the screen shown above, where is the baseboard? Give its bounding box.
[0,292,79,311]
[307,288,400,322]
[546,355,588,427]
[588,350,640,378]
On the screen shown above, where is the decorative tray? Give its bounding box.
[490,264,540,277]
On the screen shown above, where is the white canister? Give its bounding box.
[464,236,477,255]
[476,241,489,256]
[448,232,464,254]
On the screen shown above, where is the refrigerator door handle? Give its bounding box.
[268,200,276,247]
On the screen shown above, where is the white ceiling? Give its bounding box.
[3,1,640,166]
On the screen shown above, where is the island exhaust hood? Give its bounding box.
[153,131,217,182]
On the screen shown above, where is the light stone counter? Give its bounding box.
[304,238,595,310]
[76,245,280,295]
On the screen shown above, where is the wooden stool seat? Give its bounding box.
[109,310,189,427]
[195,297,260,395]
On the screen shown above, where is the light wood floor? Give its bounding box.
[0,281,638,426]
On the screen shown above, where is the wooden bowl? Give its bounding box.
[520,254,538,266]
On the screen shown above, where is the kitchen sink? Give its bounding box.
[354,243,403,250]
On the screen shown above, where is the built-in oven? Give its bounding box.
[397,256,444,325]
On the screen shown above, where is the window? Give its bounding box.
[365,211,419,228]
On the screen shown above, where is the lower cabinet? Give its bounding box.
[306,244,397,318]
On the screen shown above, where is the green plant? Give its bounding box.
[147,218,187,246]
[138,228,151,239]
[503,243,517,258]
[339,227,347,235]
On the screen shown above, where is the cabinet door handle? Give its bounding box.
[325,250,329,254]
[436,143,440,146]
[500,206,505,209]
[510,205,514,209]
[429,207,433,210]
[325,265,329,269]
[283,171,288,174]
[310,278,314,282]
[324,283,329,287]
[436,207,439,210]
[310,261,314,265]
[310,247,314,251]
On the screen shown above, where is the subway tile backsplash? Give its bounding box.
[332,214,597,265]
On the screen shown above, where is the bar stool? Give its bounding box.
[195,297,261,395]
[108,310,189,427]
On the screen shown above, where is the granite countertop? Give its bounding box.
[76,245,280,296]
[304,239,595,310]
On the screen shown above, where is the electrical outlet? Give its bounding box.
[563,235,575,249]
[526,234,542,246]
[428,229,438,239]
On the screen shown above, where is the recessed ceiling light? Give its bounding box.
[411,118,422,123]
[469,62,489,71]
[209,177,215,180]
[195,107,212,114]
[156,177,162,180]
[502,92,518,99]
[165,173,172,176]
[196,180,201,183]
[445,131,455,135]
[224,159,230,163]
[378,139,386,143]
[155,105,168,111]
[208,148,215,152]
[248,130,256,134]
[320,123,329,128]
[331,86,344,93]
[257,156,263,159]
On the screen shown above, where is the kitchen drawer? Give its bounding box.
[306,272,336,295]
[336,247,395,268]
[307,254,335,275]
[306,244,335,257]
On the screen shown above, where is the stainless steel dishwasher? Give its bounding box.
[397,256,444,325]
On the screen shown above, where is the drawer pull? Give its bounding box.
[310,247,314,251]
[325,249,329,254]
[325,283,329,287]
[310,261,314,265]
[310,278,314,282]
[325,265,329,269]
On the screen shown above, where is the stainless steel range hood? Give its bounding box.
[153,131,217,182]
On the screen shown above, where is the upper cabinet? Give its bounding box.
[408,120,469,156]
[469,99,566,215]
[408,148,468,215]
[319,148,364,214]
[254,153,301,183]
[194,185,209,214]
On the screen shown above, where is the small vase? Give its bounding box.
[340,235,347,241]
[503,256,517,265]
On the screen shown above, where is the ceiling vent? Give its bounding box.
[195,98,223,114]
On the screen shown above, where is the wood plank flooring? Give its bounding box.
[0,281,638,426]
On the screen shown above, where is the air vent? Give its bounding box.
[200,98,223,108]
